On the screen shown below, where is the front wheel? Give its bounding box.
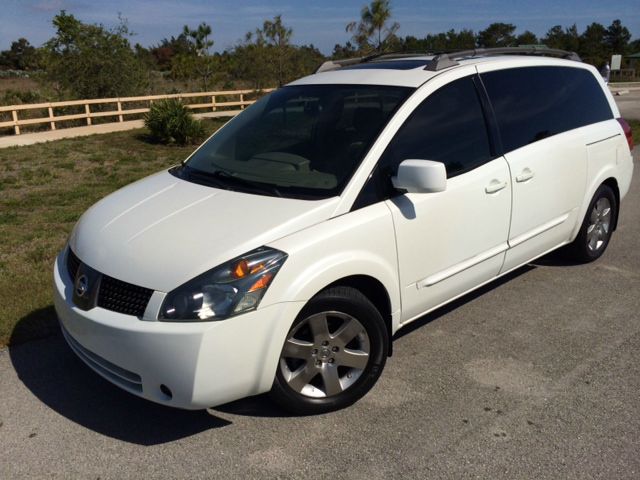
[271,286,388,414]
[567,184,617,262]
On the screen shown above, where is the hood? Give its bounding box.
[70,170,339,292]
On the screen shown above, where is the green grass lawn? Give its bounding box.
[629,119,640,145]
[0,119,226,347]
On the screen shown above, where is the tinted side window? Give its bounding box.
[481,66,613,153]
[378,76,493,179]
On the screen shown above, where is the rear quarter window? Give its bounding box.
[481,66,613,153]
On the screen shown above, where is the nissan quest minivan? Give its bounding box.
[54,48,635,414]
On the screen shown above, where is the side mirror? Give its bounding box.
[391,159,447,194]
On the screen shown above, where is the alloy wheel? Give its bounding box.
[586,197,612,252]
[279,311,370,398]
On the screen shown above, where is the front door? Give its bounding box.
[377,73,512,323]
[388,159,511,322]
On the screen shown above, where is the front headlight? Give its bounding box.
[159,247,287,321]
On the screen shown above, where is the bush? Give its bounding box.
[144,98,205,145]
[1,88,45,105]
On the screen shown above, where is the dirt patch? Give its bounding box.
[465,357,551,397]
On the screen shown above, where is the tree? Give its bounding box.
[172,22,217,90]
[151,34,193,70]
[233,15,297,88]
[451,29,476,50]
[0,38,40,70]
[231,40,271,89]
[257,15,293,86]
[476,23,516,48]
[133,43,157,69]
[579,23,607,66]
[543,25,565,48]
[563,24,580,52]
[516,31,538,46]
[604,19,631,54]
[346,0,400,53]
[542,24,579,52]
[399,35,428,52]
[183,22,214,55]
[290,44,325,77]
[332,41,358,59]
[43,11,147,98]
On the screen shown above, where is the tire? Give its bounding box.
[270,286,388,414]
[567,184,617,263]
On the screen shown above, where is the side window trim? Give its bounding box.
[473,74,504,158]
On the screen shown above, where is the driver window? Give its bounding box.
[379,75,493,179]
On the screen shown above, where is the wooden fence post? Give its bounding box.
[48,106,56,131]
[211,95,217,112]
[11,110,20,135]
[85,104,92,126]
[240,93,245,110]
[117,100,123,122]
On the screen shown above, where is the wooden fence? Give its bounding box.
[0,88,275,135]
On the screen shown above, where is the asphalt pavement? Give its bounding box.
[0,153,638,480]
[616,89,640,120]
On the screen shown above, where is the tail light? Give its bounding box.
[617,118,634,151]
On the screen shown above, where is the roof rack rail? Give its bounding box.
[424,46,581,71]
[315,52,429,73]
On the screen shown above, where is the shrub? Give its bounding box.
[1,88,45,105]
[144,98,205,145]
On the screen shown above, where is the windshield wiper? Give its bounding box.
[211,170,282,197]
[174,166,231,190]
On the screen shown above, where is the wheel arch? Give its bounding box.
[602,177,620,231]
[324,275,395,356]
[572,170,622,240]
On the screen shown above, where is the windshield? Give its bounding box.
[176,84,413,199]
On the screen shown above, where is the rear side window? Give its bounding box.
[481,66,613,153]
[378,75,493,178]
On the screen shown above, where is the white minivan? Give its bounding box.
[54,49,634,414]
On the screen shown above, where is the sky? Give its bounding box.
[2,0,639,54]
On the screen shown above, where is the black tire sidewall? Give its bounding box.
[271,287,388,414]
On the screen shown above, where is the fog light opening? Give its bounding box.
[159,384,173,400]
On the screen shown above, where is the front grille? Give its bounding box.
[67,247,153,317]
[97,274,153,317]
[66,248,81,280]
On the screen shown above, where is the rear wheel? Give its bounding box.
[567,184,617,262]
[271,286,388,414]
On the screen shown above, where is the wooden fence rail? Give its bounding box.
[0,88,275,135]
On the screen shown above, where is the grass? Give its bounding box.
[629,119,640,145]
[0,119,227,347]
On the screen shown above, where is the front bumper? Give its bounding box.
[53,250,304,409]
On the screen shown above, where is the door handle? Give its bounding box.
[485,179,508,194]
[516,168,534,183]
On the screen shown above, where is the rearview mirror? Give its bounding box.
[391,159,447,194]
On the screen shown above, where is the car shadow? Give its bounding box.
[212,394,295,418]
[393,264,536,340]
[9,310,232,446]
[529,245,585,267]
